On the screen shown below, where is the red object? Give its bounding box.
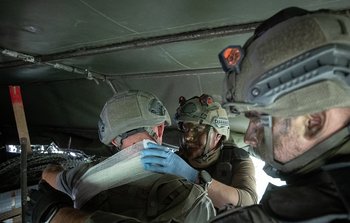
[9,86,23,104]
[206,97,213,104]
[223,47,241,66]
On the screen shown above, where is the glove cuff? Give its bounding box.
[189,169,199,183]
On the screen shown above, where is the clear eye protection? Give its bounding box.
[243,112,272,161]
[179,122,210,135]
[250,113,350,178]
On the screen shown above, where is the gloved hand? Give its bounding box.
[26,180,73,223]
[140,142,198,183]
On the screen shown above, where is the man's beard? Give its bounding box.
[181,142,205,160]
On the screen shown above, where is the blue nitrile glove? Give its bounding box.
[140,141,198,183]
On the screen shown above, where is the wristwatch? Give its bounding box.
[198,170,212,189]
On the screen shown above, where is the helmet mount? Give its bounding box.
[219,7,350,175]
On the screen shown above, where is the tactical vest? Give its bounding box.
[81,173,215,223]
[260,161,350,223]
[206,145,250,185]
[210,161,350,223]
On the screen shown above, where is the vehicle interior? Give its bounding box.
[1,1,350,222]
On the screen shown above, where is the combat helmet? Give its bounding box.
[219,7,350,175]
[174,94,230,167]
[175,94,230,139]
[98,90,171,146]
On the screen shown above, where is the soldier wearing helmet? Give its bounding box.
[29,90,216,223]
[140,93,257,210]
[176,94,257,208]
[98,90,171,147]
[175,94,231,168]
[211,7,350,223]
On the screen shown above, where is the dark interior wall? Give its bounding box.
[0,79,113,151]
[0,78,182,155]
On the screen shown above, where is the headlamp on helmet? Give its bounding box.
[219,7,350,176]
[219,46,244,74]
[220,7,350,117]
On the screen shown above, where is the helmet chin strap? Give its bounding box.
[112,127,160,152]
[264,121,350,178]
[191,127,223,168]
[144,127,161,144]
[201,127,214,160]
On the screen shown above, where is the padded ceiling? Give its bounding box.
[1,0,350,154]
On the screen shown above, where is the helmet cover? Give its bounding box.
[223,9,350,117]
[175,94,230,139]
[98,90,171,145]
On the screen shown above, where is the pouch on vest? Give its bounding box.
[147,174,213,222]
[212,145,249,185]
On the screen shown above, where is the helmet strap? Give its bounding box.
[144,127,160,144]
[202,127,215,161]
[264,120,350,178]
[113,127,160,150]
[190,127,223,167]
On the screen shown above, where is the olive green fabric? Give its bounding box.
[292,137,350,176]
[86,211,142,223]
[206,146,258,207]
[230,157,257,207]
[210,205,278,223]
[260,162,350,221]
[57,141,216,223]
[175,95,230,139]
[69,140,159,208]
[210,144,350,222]
[222,9,350,175]
[83,174,216,223]
[98,90,171,145]
[230,13,350,117]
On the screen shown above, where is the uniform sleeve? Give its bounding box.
[231,154,258,206]
[56,162,94,197]
[210,204,279,223]
[84,211,142,223]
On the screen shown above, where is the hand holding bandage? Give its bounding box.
[141,142,198,183]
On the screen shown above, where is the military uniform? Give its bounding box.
[56,141,216,223]
[206,145,257,207]
[175,94,258,208]
[211,140,350,223]
[214,6,350,223]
